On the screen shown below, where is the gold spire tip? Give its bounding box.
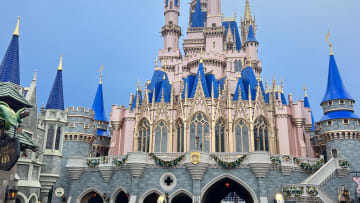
[326,30,334,55]
[98,65,104,84]
[304,84,308,97]
[57,55,63,71]
[200,48,204,63]
[13,16,21,36]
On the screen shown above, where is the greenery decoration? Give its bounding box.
[306,186,319,197]
[149,153,185,168]
[0,101,25,130]
[339,160,350,169]
[113,156,128,167]
[283,186,304,197]
[87,159,100,168]
[270,156,281,166]
[294,158,324,172]
[211,154,247,169]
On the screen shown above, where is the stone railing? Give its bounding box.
[282,184,322,202]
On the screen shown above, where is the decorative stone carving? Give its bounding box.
[247,152,271,178]
[99,167,113,183]
[127,152,148,177]
[184,152,209,180]
[66,156,85,180]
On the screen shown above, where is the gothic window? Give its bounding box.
[155,121,168,152]
[176,119,185,152]
[55,127,61,150]
[46,125,54,149]
[190,112,209,151]
[213,41,216,48]
[215,119,225,152]
[254,116,269,151]
[170,1,173,9]
[234,60,242,72]
[235,120,249,152]
[138,119,150,152]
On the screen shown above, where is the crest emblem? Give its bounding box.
[191,152,201,165]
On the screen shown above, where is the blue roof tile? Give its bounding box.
[97,129,108,137]
[321,54,353,103]
[190,62,210,98]
[191,0,206,27]
[92,83,107,122]
[246,25,257,42]
[46,70,64,110]
[222,21,242,51]
[320,110,360,122]
[0,35,20,85]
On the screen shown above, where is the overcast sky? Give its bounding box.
[0,0,359,120]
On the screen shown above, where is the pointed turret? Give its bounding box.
[244,0,252,22]
[92,66,107,122]
[303,85,315,131]
[190,52,210,98]
[0,17,21,85]
[246,25,257,42]
[321,47,353,104]
[45,56,64,110]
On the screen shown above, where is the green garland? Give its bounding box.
[211,154,247,169]
[87,159,100,168]
[306,186,318,197]
[339,160,350,169]
[113,156,128,167]
[270,156,281,166]
[294,158,324,172]
[283,186,304,197]
[149,153,185,168]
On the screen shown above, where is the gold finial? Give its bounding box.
[57,55,63,71]
[326,30,334,55]
[13,16,21,36]
[136,79,140,91]
[247,56,252,67]
[281,80,284,93]
[98,65,104,84]
[155,56,159,68]
[200,48,204,63]
[163,75,166,80]
[304,84,308,97]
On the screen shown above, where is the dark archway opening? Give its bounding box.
[202,178,254,203]
[171,193,192,203]
[115,191,129,203]
[143,193,160,203]
[81,192,104,203]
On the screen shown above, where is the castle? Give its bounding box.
[0,0,359,203]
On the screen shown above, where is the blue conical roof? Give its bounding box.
[223,21,242,51]
[0,35,20,84]
[191,0,206,27]
[156,75,172,103]
[190,62,210,98]
[321,54,353,103]
[92,83,107,122]
[304,96,315,131]
[246,25,257,42]
[46,69,64,110]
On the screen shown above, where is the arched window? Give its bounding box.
[138,119,150,152]
[190,113,209,151]
[55,127,61,150]
[176,119,185,152]
[235,120,249,152]
[170,1,173,9]
[215,119,225,152]
[254,117,269,151]
[46,125,54,149]
[155,121,167,152]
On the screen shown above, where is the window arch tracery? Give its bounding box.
[254,116,269,151]
[215,119,225,152]
[138,119,150,152]
[235,120,249,152]
[176,119,185,152]
[155,121,168,152]
[190,112,209,151]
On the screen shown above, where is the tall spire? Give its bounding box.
[46,56,64,110]
[0,17,21,85]
[321,46,353,104]
[244,0,252,21]
[246,25,257,42]
[92,67,107,122]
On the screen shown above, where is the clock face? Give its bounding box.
[55,187,65,198]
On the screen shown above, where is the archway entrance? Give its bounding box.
[143,193,160,203]
[202,178,254,203]
[171,193,192,203]
[115,191,129,203]
[81,192,104,203]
